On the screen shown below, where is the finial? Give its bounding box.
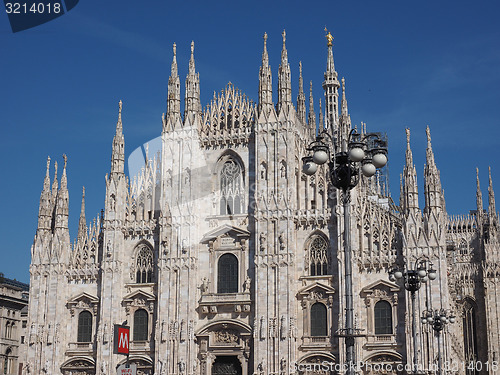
[325,27,333,47]
[282,29,286,46]
[426,125,431,143]
[82,186,85,198]
[477,167,480,181]
[310,80,313,94]
[299,61,302,75]
[173,42,176,57]
[405,128,410,145]
[63,154,67,170]
[46,156,51,175]
[54,161,58,178]
[489,166,492,182]
[263,32,268,45]
[342,77,345,91]
[190,41,194,55]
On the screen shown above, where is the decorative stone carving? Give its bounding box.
[214,329,239,343]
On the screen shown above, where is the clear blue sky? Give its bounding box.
[1,1,499,283]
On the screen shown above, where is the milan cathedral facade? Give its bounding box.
[25,32,500,375]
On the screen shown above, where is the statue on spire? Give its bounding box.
[325,27,333,46]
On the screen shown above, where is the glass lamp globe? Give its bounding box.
[303,161,317,176]
[372,152,388,168]
[440,315,447,322]
[348,147,365,162]
[394,271,403,280]
[421,275,428,283]
[428,269,437,280]
[450,316,456,323]
[418,269,427,278]
[421,317,427,324]
[361,162,376,177]
[313,150,328,165]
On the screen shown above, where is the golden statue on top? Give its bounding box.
[325,27,333,46]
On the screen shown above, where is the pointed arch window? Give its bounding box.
[136,245,153,283]
[310,302,327,336]
[133,309,149,341]
[217,253,238,294]
[77,311,92,343]
[463,300,478,374]
[308,235,330,276]
[374,301,392,334]
[219,158,244,215]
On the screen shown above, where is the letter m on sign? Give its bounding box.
[114,324,130,355]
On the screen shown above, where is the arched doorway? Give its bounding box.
[212,356,242,375]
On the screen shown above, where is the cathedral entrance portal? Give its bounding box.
[212,356,242,375]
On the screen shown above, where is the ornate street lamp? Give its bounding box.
[389,258,437,374]
[421,308,455,375]
[303,129,388,375]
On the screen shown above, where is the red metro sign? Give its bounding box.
[114,324,130,355]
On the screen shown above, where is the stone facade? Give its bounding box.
[26,32,500,375]
[0,274,29,375]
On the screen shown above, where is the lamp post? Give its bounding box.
[303,129,388,375]
[389,258,437,374]
[421,309,455,375]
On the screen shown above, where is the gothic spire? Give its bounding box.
[55,154,69,230]
[339,77,351,149]
[488,166,497,219]
[258,32,273,116]
[277,30,292,115]
[318,99,324,132]
[307,81,316,138]
[77,186,86,243]
[165,42,181,130]
[476,167,483,217]
[402,128,419,211]
[184,41,201,123]
[424,126,443,213]
[51,160,58,207]
[111,100,125,176]
[37,156,52,231]
[296,61,306,124]
[341,77,348,117]
[322,29,340,132]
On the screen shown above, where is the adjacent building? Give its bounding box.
[0,274,29,375]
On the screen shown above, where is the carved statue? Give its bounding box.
[279,232,286,251]
[161,320,167,342]
[178,359,186,373]
[200,277,210,294]
[280,315,287,339]
[243,276,251,292]
[259,232,266,252]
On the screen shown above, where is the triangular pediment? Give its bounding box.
[201,224,250,243]
[297,282,335,297]
[361,279,399,295]
[68,292,99,304]
[122,289,156,303]
[67,292,99,309]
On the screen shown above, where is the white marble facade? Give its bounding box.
[26,32,500,375]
